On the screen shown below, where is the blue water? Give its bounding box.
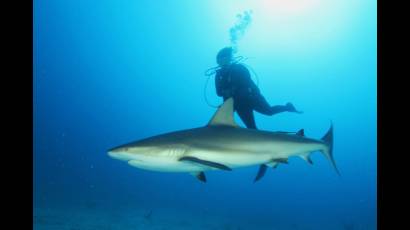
[34,0,377,229]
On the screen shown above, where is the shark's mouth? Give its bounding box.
[108,151,132,161]
[128,159,143,163]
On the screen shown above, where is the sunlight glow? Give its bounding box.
[209,0,350,57]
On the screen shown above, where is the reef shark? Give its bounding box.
[108,98,339,182]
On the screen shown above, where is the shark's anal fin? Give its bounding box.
[190,172,206,183]
[207,97,239,127]
[254,164,268,183]
[300,154,313,165]
[179,156,232,171]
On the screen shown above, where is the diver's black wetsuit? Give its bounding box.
[215,63,289,129]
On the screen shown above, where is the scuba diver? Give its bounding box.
[214,47,302,129]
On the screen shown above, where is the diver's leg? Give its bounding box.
[236,107,257,129]
[253,96,286,116]
[283,102,303,113]
[254,96,302,115]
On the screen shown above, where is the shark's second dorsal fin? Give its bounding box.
[296,129,305,136]
[207,97,239,127]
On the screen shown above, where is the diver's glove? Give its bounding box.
[285,102,303,114]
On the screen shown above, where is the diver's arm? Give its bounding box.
[215,72,232,97]
[215,73,224,97]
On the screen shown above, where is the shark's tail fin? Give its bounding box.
[320,123,340,176]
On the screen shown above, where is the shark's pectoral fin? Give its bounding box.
[254,164,268,183]
[179,156,232,171]
[190,171,206,183]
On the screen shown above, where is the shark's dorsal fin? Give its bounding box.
[207,97,239,127]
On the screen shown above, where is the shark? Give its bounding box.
[108,98,339,183]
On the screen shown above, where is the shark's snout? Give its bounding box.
[108,150,121,159]
[108,145,126,153]
[108,147,132,161]
[107,150,118,158]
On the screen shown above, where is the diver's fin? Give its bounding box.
[207,97,239,127]
[273,158,289,164]
[296,129,305,136]
[190,171,206,183]
[254,164,268,183]
[179,156,232,171]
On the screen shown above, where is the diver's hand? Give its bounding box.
[286,102,303,114]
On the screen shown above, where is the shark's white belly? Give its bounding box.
[127,149,272,172]
[191,150,271,168]
[125,142,325,173]
[127,157,205,172]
